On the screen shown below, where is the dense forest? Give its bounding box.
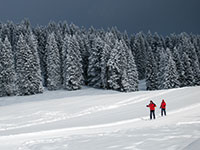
[0,20,200,97]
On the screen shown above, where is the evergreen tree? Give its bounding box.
[87,36,103,87]
[0,37,16,96]
[165,36,173,50]
[130,35,136,57]
[69,23,80,35]
[110,26,122,41]
[26,32,43,91]
[46,21,63,56]
[119,40,129,92]
[133,32,147,80]
[100,42,111,89]
[187,41,200,85]
[171,46,185,87]
[15,34,43,95]
[34,26,48,86]
[179,33,200,85]
[145,46,158,90]
[62,35,83,90]
[60,21,71,36]
[182,53,195,86]
[122,31,131,49]
[0,22,15,45]
[46,33,62,90]
[158,48,180,89]
[151,33,164,68]
[76,33,89,84]
[196,35,200,69]
[104,32,116,49]
[191,34,200,71]
[107,40,121,90]
[126,46,139,91]
[13,20,32,47]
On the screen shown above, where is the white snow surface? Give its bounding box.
[0,86,200,150]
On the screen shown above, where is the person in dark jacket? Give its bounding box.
[160,99,166,116]
[146,100,156,119]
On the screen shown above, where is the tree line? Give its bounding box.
[0,20,200,97]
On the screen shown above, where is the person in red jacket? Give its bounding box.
[146,100,156,119]
[160,99,166,116]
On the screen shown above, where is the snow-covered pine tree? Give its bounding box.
[13,20,32,42]
[69,23,80,36]
[107,40,121,91]
[166,49,180,88]
[145,46,158,90]
[151,33,164,68]
[117,39,139,92]
[75,33,89,84]
[179,33,200,86]
[158,48,167,89]
[62,34,83,90]
[165,36,173,50]
[15,34,43,95]
[171,46,185,87]
[160,35,166,49]
[130,35,136,56]
[170,33,180,49]
[26,32,43,92]
[147,31,163,68]
[119,40,129,92]
[33,26,48,86]
[46,21,63,54]
[100,43,111,89]
[187,40,200,86]
[97,28,106,40]
[182,53,195,86]
[60,21,71,36]
[196,35,200,70]
[126,44,139,92]
[61,34,69,66]
[47,22,64,84]
[0,22,15,44]
[110,26,122,41]
[104,32,116,49]
[146,31,153,48]
[191,34,200,71]
[87,36,103,88]
[0,37,16,96]
[122,31,131,49]
[158,48,180,89]
[133,32,147,80]
[46,32,62,90]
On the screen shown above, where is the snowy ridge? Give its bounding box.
[0,86,200,149]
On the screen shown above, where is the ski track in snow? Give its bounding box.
[0,90,199,137]
[0,87,200,150]
[0,90,172,132]
[1,101,200,140]
[15,126,200,150]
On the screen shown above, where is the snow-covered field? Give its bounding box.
[0,86,200,150]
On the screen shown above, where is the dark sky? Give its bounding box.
[0,0,199,35]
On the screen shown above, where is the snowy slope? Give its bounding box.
[0,86,200,150]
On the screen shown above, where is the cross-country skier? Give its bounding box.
[146,100,156,119]
[160,99,166,116]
